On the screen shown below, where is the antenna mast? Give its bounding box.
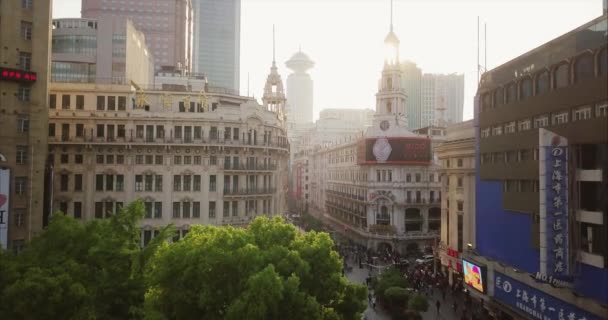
[390,0,393,31]
[272,24,276,65]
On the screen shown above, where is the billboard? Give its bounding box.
[0,169,10,250]
[539,129,569,278]
[357,137,431,165]
[462,259,486,293]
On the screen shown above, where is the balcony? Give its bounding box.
[223,163,277,171]
[223,188,276,196]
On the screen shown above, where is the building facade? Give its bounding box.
[192,0,240,92]
[81,0,193,72]
[51,18,155,86]
[435,120,475,285]
[0,0,52,251]
[48,78,289,245]
[285,50,314,131]
[470,14,607,320]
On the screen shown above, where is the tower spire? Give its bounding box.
[272,24,276,66]
[390,0,393,31]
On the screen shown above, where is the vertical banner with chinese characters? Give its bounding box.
[539,129,569,277]
[0,168,10,250]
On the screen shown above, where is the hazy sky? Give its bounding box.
[53,0,602,121]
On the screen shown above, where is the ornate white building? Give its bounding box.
[48,68,289,245]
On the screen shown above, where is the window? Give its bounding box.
[552,111,568,125]
[457,158,463,167]
[518,119,531,131]
[173,175,181,191]
[156,125,164,139]
[60,154,69,164]
[104,174,114,191]
[154,202,162,219]
[183,156,191,165]
[75,154,83,164]
[22,0,33,9]
[210,156,217,166]
[145,155,153,165]
[60,174,69,191]
[19,52,32,71]
[209,201,216,219]
[223,201,230,217]
[183,202,192,218]
[520,78,532,99]
[506,83,517,103]
[494,152,505,163]
[95,202,103,218]
[233,128,239,140]
[155,155,163,165]
[21,21,32,40]
[534,115,549,128]
[573,106,592,121]
[135,155,143,165]
[173,202,180,218]
[74,202,82,219]
[96,96,105,110]
[554,64,569,88]
[574,54,594,83]
[191,202,200,218]
[193,175,201,191]
[107,96,116,111]
[116,125,125,138]
[49,94,57,109]
[492,126,503,136]
[519,149,531,162]
[96,124,105,137]
[209,175,216,192]
[535,71,550,95]
[96,155,104,164]
[183,175,191,191]
[15,177,27,195]
[232,201,238,216]
[17,117,29,133]
[174,126,182,139]
[503,180,515,192]
[118,96,126,110]
[16,146,27,164]
[457,201,464,211]
[61,95,71,109]
[504,121,516,134]
[135,175,143,191]
[598,49,607,76]
[136,125,144,138]
[597,102,608,117]
[415,173,421,183]
[75,95,84,110]
[480,128,490,138]
[494,88,504,107]
[17,86,30,101]
[69,174,82,192]
[173,156,181,165]
[457,177,463,188]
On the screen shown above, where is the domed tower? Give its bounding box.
[262,27,286,122]
[285,49,314,128]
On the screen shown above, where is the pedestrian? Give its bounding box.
[436,300,441,313]
[368,293,372,303]
[372,296,376,310]
[453,301,458,312]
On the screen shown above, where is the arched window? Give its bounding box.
[554,63,569,88]
[404,208,422,232]
[377,205,390,225]
[386,101,392,113]
[494,88,504,107]
[597,48,607,76]
[574,54,594,83]
[506,83,517,104]
[520,77,533,99]
[535,71,549,95]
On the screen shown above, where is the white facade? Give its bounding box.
[48,80,289,245]
[435,120,475,284]
[192,0,240,92]
[285,51,314,130]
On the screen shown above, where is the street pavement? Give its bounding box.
[345,263,463,320]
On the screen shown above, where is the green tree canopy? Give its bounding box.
[0,201,172,320]
[144,216,367,320]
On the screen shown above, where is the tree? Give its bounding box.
[144,216,367,320]
[0,201,171,320]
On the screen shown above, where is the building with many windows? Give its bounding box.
[51,18,155,86]
[469,13,607,320]
[47,65,289,245]
[0,0,52,252]
[81,0,193,72]
[435,120,475,285]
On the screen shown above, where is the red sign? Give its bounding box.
[0,67,37,83]
[447,248,460,258]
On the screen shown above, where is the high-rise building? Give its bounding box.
[192,0,240,92]
[401,61,422,130]
[81,0,193,72]
[51,18,155,86]
[0,0,51,251]
[471,14,607,319]
[286,50,315,129]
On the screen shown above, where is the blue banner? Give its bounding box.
[494,273,601,320]
[545,145,569,277]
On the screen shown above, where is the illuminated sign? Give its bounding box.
[357,137,431,165]
[0,169,10,250]
[0,67,37,83]
[462,259,486,293]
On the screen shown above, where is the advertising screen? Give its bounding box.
[462,259,486,293]
[357,137,431,165]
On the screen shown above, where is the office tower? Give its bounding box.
[81,0,193,73]
[192,0,240,92]
[286,50,314,128]
[0,0,52,251]
[401,61,422,130]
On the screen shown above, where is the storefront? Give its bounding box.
[440,247,463,285]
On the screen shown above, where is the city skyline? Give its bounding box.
[52,0,601,122]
